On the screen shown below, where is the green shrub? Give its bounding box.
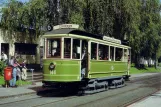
[0,61,6,76]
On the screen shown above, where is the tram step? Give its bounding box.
[28,79,42,82]
[27,76,43,80]
[26,72,43,82]
[27,72,43,76]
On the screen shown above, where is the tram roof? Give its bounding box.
[44,28,130,48]
[44,28,103,39]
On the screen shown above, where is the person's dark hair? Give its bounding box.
[14,59,18,64]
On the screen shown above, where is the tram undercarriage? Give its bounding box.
[42,75,129,95]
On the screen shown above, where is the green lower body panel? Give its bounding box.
[42,59,129,82]
[89,61,128,78]
[43,59,81,82]
[43,74,81,82]
[89,72,127,78]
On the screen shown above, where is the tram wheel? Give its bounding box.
[104,81,109,91]
[113,80,118,89]
[93,80,98,90]
[78,89,85,96]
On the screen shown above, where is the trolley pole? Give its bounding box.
[31,69,36,85]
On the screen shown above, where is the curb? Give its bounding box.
[0,92,36,99]
[0,85,43,99]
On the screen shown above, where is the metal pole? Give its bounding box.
[31,69,36,85]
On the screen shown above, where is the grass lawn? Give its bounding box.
[0,75,31,86]
[0,76,4,85]
[130,66,161,74]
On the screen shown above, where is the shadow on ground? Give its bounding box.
[29,86,79,97]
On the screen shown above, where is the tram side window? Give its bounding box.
[64,38,71,58]
[72,39,80,59]
[98,44,109,60]
[47,39,61,58]
[115,48,123,61]
[91,43,97,60]
[82,40,88,59]
[124,49,128,62]
[110,46,114,61]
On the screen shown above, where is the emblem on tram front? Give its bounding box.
[111,66,114,70]
[49,62,56,74]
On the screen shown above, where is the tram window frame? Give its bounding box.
[115,47,123,61]
[98,44,109,60]
[123,49,128,62]
[81,40,88,60]
[46,38,61,58]
[91,42,97,60]
[110,46,115,61]
[64,38,71,59]
[72,39,81,59]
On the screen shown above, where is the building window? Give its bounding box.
[15,43,37,55]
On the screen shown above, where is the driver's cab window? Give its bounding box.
[124,49,128,62]
[47,38,61,58]
[64,38,71,58]
[72,39,80,59]
[81,40,88,60]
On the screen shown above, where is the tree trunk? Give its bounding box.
[155,50,157,69]
[35,38,41,64]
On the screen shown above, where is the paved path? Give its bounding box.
[0,82,42,98]
[130,72,159,79]
[127,72,161,107]
[128,90,161,107]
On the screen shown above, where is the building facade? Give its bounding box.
[0,29,43,65]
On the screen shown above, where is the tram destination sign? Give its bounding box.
[103,36,121,44]
[54,24,79,30]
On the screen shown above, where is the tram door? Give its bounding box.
[81,40,89,79]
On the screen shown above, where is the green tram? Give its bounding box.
[42,24,131,92]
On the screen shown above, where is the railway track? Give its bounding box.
[75,81,161,107]
[128,73,161,83]
[0,73,161,107]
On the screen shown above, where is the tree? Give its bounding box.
[0,0,24,43]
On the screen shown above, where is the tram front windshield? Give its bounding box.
[46,38,61,58]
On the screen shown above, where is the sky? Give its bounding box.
[18,0,29,3]
[0,0,29,20]
[0,0,29,6]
